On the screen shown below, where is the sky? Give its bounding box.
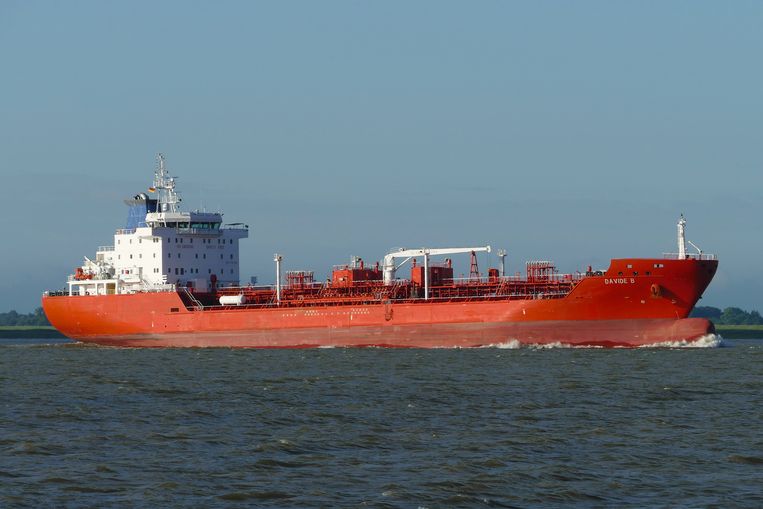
[1,1,761,312]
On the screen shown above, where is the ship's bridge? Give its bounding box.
[145,211,225,231]
[64,154,250,297]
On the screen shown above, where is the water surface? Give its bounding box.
[2,337,762,507]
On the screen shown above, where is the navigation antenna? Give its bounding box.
[153,153,182,213]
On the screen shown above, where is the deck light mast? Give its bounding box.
[274,254,283,304]
[497,249,507,276]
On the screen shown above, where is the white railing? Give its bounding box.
[136,283,177,293]
[67,275,116,282]
[97,246,115,252]
[662,253,717,260]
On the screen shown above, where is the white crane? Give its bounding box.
[383,245,491,300]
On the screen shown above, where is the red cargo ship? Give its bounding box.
[42,155,718,348]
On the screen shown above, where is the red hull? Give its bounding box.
[43,258,718,348]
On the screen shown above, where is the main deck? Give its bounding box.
[188,273,582,311]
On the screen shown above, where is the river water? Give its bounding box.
[2,336,762,508]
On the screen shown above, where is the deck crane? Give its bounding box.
[383,246,491,300]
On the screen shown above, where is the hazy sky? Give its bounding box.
[1,1,761,312]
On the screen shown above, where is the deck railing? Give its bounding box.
[662,253,717,260]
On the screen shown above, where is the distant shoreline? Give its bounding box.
[1,325,761,340]
[714,325,763,339]
[0,326,66,339]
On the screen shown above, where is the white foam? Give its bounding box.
[480,340,602,349]
[636,333,724,349]
[528,341,604,349]
[480,339,522,349]
[479,334,724,349]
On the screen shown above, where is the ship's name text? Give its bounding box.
[604,278,636,285]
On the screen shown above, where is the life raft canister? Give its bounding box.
[650,283,662,298]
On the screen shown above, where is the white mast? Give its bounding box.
[274,254,282,305]
[153,153,182,213]
[677,214,687,260]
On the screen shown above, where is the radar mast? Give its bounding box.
[153,153,182,213]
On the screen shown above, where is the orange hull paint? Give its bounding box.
[43,258,718,348]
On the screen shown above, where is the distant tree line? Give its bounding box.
[0,308,50,326]
[691,306,763,325]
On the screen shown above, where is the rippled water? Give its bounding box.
[2,337,762,508]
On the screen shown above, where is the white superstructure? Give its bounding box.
[67,154,249,296]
